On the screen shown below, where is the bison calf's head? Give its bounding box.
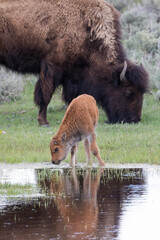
[50,133,68,165]
[104,61,149,124]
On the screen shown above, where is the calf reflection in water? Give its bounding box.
[49,169,101,237]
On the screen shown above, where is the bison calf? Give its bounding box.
[50,94,105,167]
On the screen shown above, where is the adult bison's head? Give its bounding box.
[102,61,149,124]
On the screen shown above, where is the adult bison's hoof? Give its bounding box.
[37,117,50,127]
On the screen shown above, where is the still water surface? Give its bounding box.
[0,165,160,240]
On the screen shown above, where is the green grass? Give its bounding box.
[0,183,37,196]
[0,82,160,164]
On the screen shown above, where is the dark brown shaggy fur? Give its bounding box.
[0,0,149,125]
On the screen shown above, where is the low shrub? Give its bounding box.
[108,0,160,89]
[0,67,24,103]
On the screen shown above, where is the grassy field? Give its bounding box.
[0,81,160,165]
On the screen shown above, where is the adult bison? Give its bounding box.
[0,0,149,125]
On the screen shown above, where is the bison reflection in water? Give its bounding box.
[0,168,145,240]
[0,0,149,125]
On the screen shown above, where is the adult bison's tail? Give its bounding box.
[34,60,62,125]
[34,78,43,106]
[34,60,62,106]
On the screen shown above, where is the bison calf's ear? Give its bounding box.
[61,133,66,143]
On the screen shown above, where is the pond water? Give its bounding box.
[0,164,160,240]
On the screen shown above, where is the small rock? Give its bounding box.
[47,132,53,135]
[20,110,26,114]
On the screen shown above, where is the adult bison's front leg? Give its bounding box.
[34,60,62,126]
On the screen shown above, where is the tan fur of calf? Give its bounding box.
[50,94,105,167]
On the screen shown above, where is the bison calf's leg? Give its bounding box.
[84,138,92,166]
[70,144,78,167]
[91,133,105,166]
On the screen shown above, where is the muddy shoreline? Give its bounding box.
[0,162,160,170]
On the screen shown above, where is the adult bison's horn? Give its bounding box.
[120,61,127,82]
